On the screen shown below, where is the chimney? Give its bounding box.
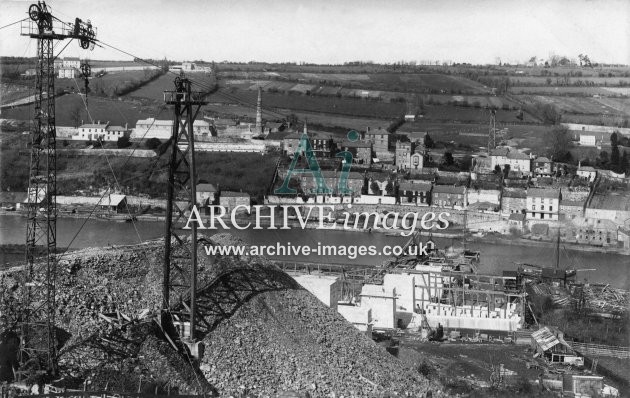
[256,87,262,134]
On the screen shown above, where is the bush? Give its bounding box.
[117,136,131,148]
[145,137,161,150]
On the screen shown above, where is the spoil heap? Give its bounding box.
[1,234,443,397]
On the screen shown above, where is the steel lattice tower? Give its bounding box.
[162,75,207,357]
[19,1,96,377]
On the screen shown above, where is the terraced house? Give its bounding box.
[526,188,560,221]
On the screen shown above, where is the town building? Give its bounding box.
[133,118,211,140]
[0,191,27,211]
[282,133,302,156]
[526,188,560,221]
[571,217,617,246]
[579,134,597,146]
[58,67,77,79]
[56,194,128,213]
[62,57,81,69]
[508,213,526,232]
[398,181,432,206]
[311,137,335,158]
[490,147,531,175]
[196,183,217,207]
[533,157,553,177]
[432,185,467,209]
[409,150,424,172]
[73,122,130,142]
[219,191,250,212]
[576,165,597,182]
[338,141,372,164]
[395,141,412,170]
[560,199,584,220]
[300,170,364,196]
[364,127,389,154]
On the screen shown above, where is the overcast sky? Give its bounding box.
[1,0,628,65]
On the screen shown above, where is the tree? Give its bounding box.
[385,181,394,196]
[69,105,82,128]
[145,137,162,150]
[370,181,380,195]
[117,135,131,149]
[443,152,454,166]
[611,132,620,171]
[621,151,629,174]
[503,164,511,178]
[424,133,435,149]
[545,126,572,161]
[494,165,502,174]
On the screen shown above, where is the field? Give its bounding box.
[1,94,159,127]
[510,86,628,96]
[208,88,407,119]
[508,76,630,86]
[130,72,216,101]
[219,71,491,95]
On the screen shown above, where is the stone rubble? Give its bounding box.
[1,234,446,397]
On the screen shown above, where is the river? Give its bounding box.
[1,214,628,288]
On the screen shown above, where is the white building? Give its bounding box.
[73,122,129,142]
[490,147,531,174]
[58,67,77,78]
[579,135,597,147]
[526,188,560,220]
[62,57,81,69]
[133,118,211,140]
[577,165,597,182]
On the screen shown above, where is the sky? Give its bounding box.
[1,0,628,65]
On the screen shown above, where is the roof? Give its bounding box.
[507,151,530,160]
[196,183,217,192]
[106,126,127,131]
[432,185,465,195]
[399,181,432,192]
[320,170,363,180]
[560,199,584,207]
[55,194,126,206]
[265,131,290,141]
[490,147,509,156]
[265,122,284,129]
[135,118,210,128]
[221,191,250,198]
[283,133,303,140]
[508,213,526,222]
[0,191,27,203]
[578,166,596,172]
[80,123,109,129]
[64,57,80,61]
[531,327,560,352]
[341,141,372,149]
[365,128,388,136]
[588,193,630,211]
[535,157,551,163]
[527,188,560,199]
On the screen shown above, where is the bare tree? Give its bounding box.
[69,105,82,128]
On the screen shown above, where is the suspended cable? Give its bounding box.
[0,18,27,31]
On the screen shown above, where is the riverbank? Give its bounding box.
[2,210,629,256]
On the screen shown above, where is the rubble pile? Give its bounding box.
[1,234,442,397]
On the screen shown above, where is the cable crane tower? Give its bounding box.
[162,74,208,358]
[18,1,96,379]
